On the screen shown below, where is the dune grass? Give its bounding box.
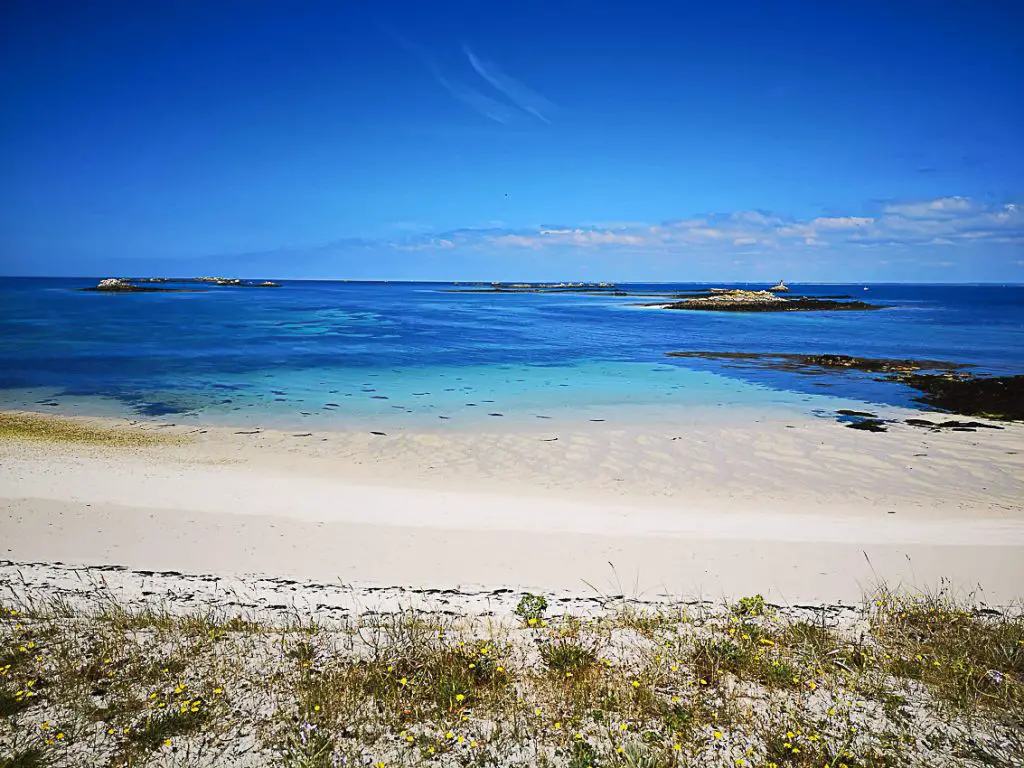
[1,589,1021,767]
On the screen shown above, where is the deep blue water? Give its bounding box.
[1,278,1022,427]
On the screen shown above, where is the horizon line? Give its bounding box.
[4,275,1024,287]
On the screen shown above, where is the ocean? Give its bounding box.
[1,278,1022,429]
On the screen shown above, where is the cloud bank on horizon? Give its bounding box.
[186,195,1020,283]
[392,196,1022,254]
[358,195,1021,280]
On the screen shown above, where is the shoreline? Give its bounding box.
[2,408,1023,605]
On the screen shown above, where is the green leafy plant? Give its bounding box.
[733,594,769,617]
[515,593,548,624]
[568,739,599,768]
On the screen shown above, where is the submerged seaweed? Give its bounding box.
[898,373,1024,421]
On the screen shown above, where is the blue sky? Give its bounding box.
[1,0,1022,281]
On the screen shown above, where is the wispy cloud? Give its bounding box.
[382,25,556,125]
[383,27,518,124]
[463,45,555,123]
[433,72,519,124]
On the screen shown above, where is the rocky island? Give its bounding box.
[83,277,281,292]
[444,283,883,309]
[82,278,190,293]
[651,289,882,312]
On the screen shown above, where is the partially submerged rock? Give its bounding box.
[667,351,1022,422]
[897,373,1024,421]
[905,418,1004,431]
[194,277,279,287]
[666,351,966,375]
[834,409,890,432]
[799,354,963,374]
[845,418,889,432]
[194,276,242,285]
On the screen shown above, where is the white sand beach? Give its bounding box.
[2,408,1022,606]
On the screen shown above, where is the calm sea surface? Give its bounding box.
[1,278,1022,428]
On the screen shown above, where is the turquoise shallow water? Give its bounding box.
[1,279,1021,429]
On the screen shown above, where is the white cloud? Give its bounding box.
[730,210,782,226]
[882,196,974,217]
[390,196,1023,257]
[810,216,874,229]
[490,234,544,249]
[685,227,726,240]
[491,228,647,248]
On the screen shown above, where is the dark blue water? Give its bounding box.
[1,278,1021,427]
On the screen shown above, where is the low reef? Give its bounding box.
[444,282,623,294]
[192,276,281,287]
[898,373,1024,421]
[667,351,1022,421]
[666,352,967,375]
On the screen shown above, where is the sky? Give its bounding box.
[1,0,1022,282]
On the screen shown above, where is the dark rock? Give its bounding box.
[845,419,888,432]
[905,418,1004,430]
[938,420,1002,430]
[666,351,967,376]
[659,297,883,312]
[897,374,1024,421]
